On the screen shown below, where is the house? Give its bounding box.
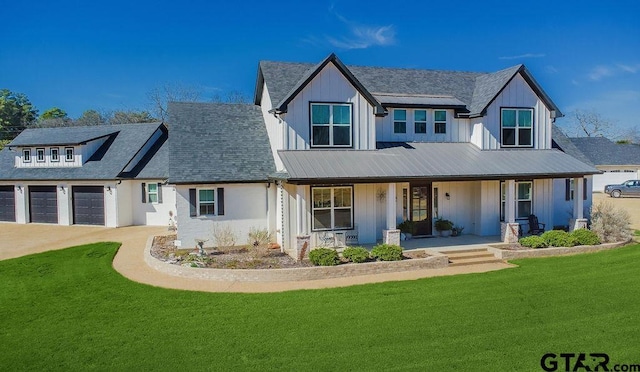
[170,53,599,255]
[0,123,175,227]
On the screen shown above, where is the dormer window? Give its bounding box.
[65,147,74,162]
[310,103,352,147]
[501,108,533,147]
[36,148,45,162]
[434,111,447,134]
[50,148,59,162]
[22,149,31,163]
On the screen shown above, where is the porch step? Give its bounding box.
[444,249,504,267]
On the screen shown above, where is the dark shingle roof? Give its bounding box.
[0,123,167,180]
[168,102,275,183]
[279,142,599,183]
[8,125,118,146]
[569,137,640,166]
[551,125,594,166]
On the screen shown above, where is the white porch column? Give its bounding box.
[570,177,588,231]
[295,185,306,235]
[501,180,520,243]
[383,183,400,245]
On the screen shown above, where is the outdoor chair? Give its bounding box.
[527,214,546,235]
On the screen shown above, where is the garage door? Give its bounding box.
[72,186,104,226]
[29,186,58,223]
[0,186,15,222]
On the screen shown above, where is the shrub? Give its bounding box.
[342,247,370,263]
[540,230,578,247]
[247,227,272,247]
[398,220,416,235]
[519,236,548,249]
[309,248,340,266]
[371,244,403,261]
[212,223,237,250]
[570,229,601,246]
[434,218,453,232]
[591,201,632,243]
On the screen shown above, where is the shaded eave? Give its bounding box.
[117,124,167,177]
[8,133,114,148]
[471,65,563,119]
[169,179,270,185]
[266,53,387,116]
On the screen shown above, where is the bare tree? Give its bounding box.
[211,90,249,104]
[615,126,640,144]
[148,83,203,122]
[567,109,614,138]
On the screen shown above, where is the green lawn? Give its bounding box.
[1,243,639,371]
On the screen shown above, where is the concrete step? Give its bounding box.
[449,257,505,267]
[439,248,488,255]
[445,251,495,260]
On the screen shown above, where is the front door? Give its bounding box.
[411,184,432,236]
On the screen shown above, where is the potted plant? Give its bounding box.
[434,218,454,237]
[451,225,465,237]
[398,220,416,240]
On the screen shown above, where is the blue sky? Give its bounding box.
[1,0,638,135]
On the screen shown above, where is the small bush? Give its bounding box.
[309,248,340,266]
[570,229,601,246]
[591,201,632,243]
[434,218,454,232]
[247,227,272,247]
[342,247,370,263]
[540,230,578,247]
[397,220,416,235]
[212,223,237,250]
[371,244,403,261]
[519,236,548,249]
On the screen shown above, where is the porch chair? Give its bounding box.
[317,232,336,247]
[527,214,546,235]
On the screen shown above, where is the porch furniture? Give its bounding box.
[345,226,359,245]
[527,214,546,235]
[317,232,336,247]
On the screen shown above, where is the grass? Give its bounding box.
[1,243,640,371]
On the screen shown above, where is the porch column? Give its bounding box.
[295,185,310,261]
[501,180,519,243]
[570,177,587,231]
[382,183,400,245]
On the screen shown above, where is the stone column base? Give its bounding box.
[501,222,520,244]
[295,235,310,261]
[383,229,401,246]
[569,218,588,231]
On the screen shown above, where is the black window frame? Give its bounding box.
[309,102,354,148]
[50,147,59,162]
[500,107,534,148]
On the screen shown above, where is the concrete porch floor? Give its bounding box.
[363,234,503,252]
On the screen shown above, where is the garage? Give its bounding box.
[72,186,105,225]
[0,186,15,222]
[29,186,58,223]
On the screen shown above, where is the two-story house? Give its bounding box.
[0,123,174,227]
[170,53,599,255]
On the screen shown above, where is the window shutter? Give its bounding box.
[142,183,147,203]
[565,179,570,201]
[217,188,225,216]
[189,188,197,217]
[157,183,163,204]
[583,178,588,200]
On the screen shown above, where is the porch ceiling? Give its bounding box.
[278,142,601,184]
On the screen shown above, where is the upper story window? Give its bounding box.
[310,103,352,147]
[65,147,74,162]
[22,149,31,163]
[414,110,427,134]
[501,108,533,147]
[50,148,59,162]
[393,109,406,134]
[36,148,45,162]
[434,110,447,134]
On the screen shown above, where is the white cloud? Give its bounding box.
[498,53,545,60]
[586,63,640,81]
[588,65,614,81]
[562,89,640,134]
[617,63,640,74]
[545,65,558,74]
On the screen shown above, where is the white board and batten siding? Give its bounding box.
[282,63,376,151]
[376,109,471,143]
[259,83,286,171]
[470,73,553,150]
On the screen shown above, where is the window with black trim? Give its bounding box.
[501,108,533,147]
[198,189,215,215]
[65,147,74,162]
[565,178,588,201]
[500,181,533,221]
[414,110,426,134]
[312,186,353,230]
[22,149,31,163]
[434,110,447,134]
[36,148,45,162]
[393,109,406,134]
[147,183,159,203]
[310,103,352,147]
[50,147,59,162]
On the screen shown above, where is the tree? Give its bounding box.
[211,90,249,104]
[567,109,613,138]
[40,107,67,120]
[148,83,203,122]
[109,110,157,124]
[0,89,38,141]
[35,107,72,128]
[75,109,107,126]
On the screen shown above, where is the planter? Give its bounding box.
[440,230,452,237]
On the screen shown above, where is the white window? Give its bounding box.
[393,109,406,134]
[501,108,533,147]
[147,183,159,203]
[50,148,59,162]
[414,110,427,134]
[434,110,447,134]
[501,181,532,221]
[312,186,353,231]
[36,148,45,162]
[65,147,74,162]
[198,189,215,216]
[310,103,352,147]
[22,149,31,163]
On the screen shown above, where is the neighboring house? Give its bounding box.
[568,136,640,193]
[0,123,174,227]
[172,53,599,253]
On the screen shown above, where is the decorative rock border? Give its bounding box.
[144,236,449,282]
[487,241,629,260]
